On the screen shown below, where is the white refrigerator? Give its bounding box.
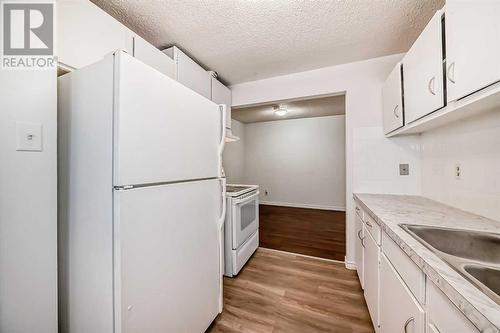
[58,50,226,333]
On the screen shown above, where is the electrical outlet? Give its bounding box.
[455,164,461,179]
[399,163,409,176]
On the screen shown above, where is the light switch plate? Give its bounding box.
[16,121,43,152]
[399,163,409,176]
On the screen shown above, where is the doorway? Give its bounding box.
[224,94,346,261]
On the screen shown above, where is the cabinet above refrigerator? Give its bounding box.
[163,46,239,142]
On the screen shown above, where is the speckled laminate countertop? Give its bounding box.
[353,193,500,333]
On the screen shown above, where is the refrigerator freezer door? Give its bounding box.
[113,52,224,187]
[113,179,221,333]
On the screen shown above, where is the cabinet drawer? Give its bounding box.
[382,231,425,304]
[355,203,364,221]
[365,214,381,245]
[427,280,479,333]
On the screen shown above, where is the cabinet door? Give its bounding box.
[382,63,404,134]
[426,280,479,333]
[355,213,364,288]
[211,78,232,129]
[165,47,212,99]
[364,232,380,330]
[403,10,444,123]
[379,254,424,333]
[446,0,500,102]
[57,0,131,70]
[132,36,174,78]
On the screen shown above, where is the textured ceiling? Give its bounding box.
[91,0,444,84]
[232,95,345,123]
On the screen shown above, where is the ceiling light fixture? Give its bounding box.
[273,105,288,116]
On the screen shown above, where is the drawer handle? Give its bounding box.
[404,317,415,333]
[357,230,365,248]
[366,221,373,228]
[447,62,456,84]
[393,105,399,118]
[428,76,436,95]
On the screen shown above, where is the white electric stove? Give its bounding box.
[224,184,259,277]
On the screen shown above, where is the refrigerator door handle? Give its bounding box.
[218,104,227,177]
[218,178,227,228]
[217,177,226,312]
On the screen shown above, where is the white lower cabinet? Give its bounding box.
[380,254,425,333]
[364,231,380,331]
[354,211,364,289]
[354,200,484,333]
[382,232,425,304]
[426,280,479,333]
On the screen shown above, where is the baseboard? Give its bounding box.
[259,247,345,265]
[260,201,346,212]
[344,258,356,270]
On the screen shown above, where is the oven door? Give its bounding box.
[231,191,259,249]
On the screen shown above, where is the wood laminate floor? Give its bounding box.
[259,205,346,261]
[207,248,373,333]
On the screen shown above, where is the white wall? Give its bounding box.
[243,115,346,211]
[0,70,58,332]
[421,110,500,222]
[231,54,422,264]
[223,120,246,183]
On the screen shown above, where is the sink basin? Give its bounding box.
[402,224,500,264]
[464,265,500,297]
[401,224,500,305]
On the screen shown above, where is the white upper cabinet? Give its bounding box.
[445,0,500,102]
[403,10,445,124]
[211,78,232,129]
[163,46,212,99]
[57,0,132,70]
[132,36,175,79]
[382,63,404,134]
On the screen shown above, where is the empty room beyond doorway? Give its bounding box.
[225,94,347,262]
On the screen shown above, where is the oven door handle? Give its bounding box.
[233,191,260,205]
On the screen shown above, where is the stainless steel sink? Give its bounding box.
[401,224,500,305]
